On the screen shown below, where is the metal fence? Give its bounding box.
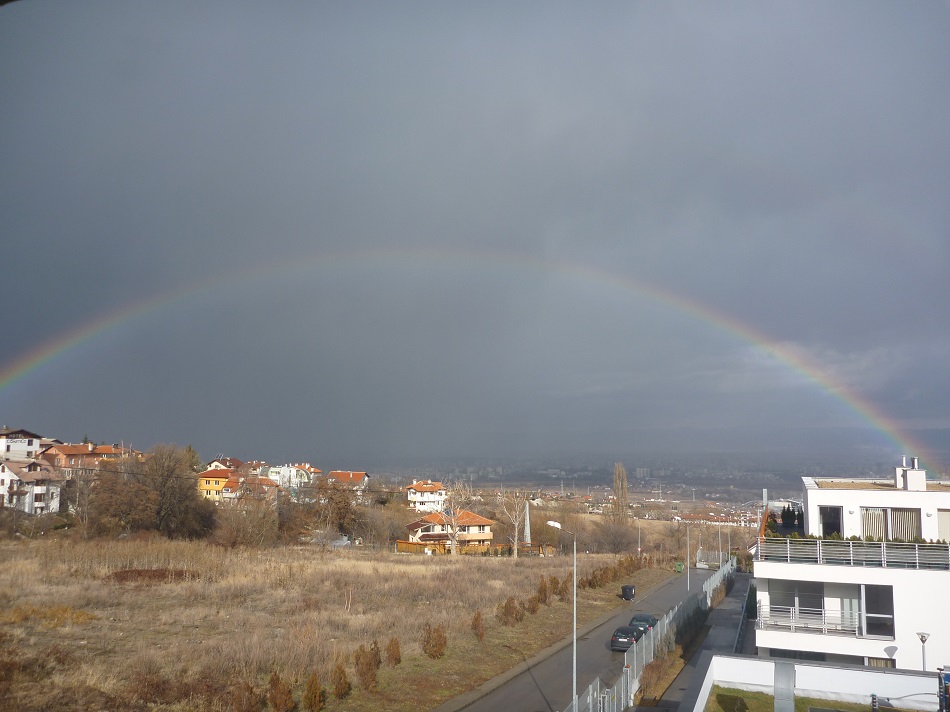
[563,557,736,712]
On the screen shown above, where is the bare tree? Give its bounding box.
[497,489,529,558]
[443,480,475,556]
[611,462,628,523]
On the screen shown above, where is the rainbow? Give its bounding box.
[0,246,938,468]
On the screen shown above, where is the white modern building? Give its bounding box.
[406,479,448,512]
[754,457,950,671]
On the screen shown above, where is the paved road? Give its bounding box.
[439,567,716,712]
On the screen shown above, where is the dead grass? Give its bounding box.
[0,538,673,711]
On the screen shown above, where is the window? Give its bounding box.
[867,657,896,668]
[864,584,894,637]
[861,507,921,541]
[768,580,823,611]
[819,506,842,537]
[34,493,44,503]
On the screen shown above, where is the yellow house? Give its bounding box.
[197,468,232,503]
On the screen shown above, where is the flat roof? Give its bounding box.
[812,478,950,492]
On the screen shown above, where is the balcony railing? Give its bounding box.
[756,537,950,570]
[756,603,860,636]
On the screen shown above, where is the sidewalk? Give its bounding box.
[630,572,753,711]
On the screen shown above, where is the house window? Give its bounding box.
[34,493,44,503]
[818,506,842,537]
[867,657,896,668]
[861,507,921,541]
[864,584,894,637]
[478,525,486,533]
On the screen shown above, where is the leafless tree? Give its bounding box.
[497,489,529,558]
[611,462,628,522]
[443,480,475,556]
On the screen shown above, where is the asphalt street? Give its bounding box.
[436,567,716,712]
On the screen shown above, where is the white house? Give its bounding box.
[265,463,317,490]
[754,456,950,671]
[0,427,46,459]
[406,479,447,512]
[0,458,63,514]
[406,509,494,549]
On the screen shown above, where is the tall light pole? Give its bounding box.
[548,520,576,710]
[917,632,930,671]
[686,524,690,591]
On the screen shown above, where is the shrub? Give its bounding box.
[267,671,295,712]
[301,672,324,712]
[228,681,262,712]
[524,594,540,614]
[385,637,401,667]
[471,609,485,641]
[354,644,378,690]
[537,576,550,605]
[370,640,382,671]
[557,573,572,601]
[496,596,525,626]
[421,622,447,659]
[331,662,351,699]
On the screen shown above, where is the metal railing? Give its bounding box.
[756,537,950,570]
[563,557,736,712]
[756,603,860,636]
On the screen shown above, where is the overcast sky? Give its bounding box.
[2,1,948,471]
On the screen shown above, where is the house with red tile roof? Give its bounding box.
[221,475,279,502]
[406,509,494,551]
[326,471,370,499]
[40,442,143,478]
[406,479,447,512]
[206,456,244,471]
[197,468,232,504]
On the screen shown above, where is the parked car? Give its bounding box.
[628,613,659,630]
[610,624,646,651]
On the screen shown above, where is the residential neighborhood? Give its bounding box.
[0,425,497,552]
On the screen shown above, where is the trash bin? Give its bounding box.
[621,584,636,600]
[675,562,684,573]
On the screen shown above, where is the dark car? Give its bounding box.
[610,625,645,651]
[628,613,659,630]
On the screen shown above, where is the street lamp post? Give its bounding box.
[547,520,577,711]
[686,524,690,591]
[718,523,723,566]
[918,632,930,671]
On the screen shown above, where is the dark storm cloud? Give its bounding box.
[1,1,949,466]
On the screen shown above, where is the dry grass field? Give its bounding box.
[0,535,678,711]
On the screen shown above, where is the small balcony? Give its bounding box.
[755,536,950,570]
[756,603,894,639]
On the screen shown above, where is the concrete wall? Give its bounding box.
[688,655,940,712]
